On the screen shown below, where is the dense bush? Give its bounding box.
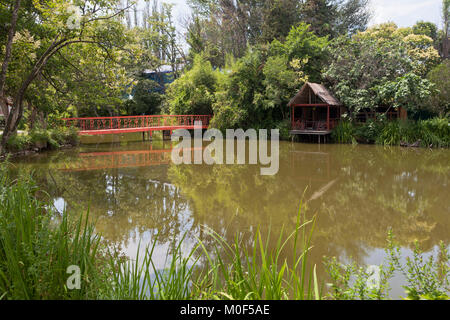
[376,118,450,147]
[5,127,79,152]
[164,54,218,115]
[331,120,357,144]
[427,60,450,117]
[331,117,450,147]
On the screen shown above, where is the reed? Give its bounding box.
[0,166,320,300]
[0,166,111,299]
[331,120,356,144]
[108,207,320,300]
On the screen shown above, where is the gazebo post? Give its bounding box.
[327,104,330,131]
[292,106,295,129]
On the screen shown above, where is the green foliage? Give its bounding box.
[412,21,438,41]
[324,23,440,119]
[0,168,112,299]
[275,120,292,140]
[419,117,450,147]
[6,133,32,152]
[165,54,218,115]
[324,231,450,300]
[125,79,163,115]
[331,120,356,144]
[427,60,450,117]
[354,119,383,143]
[5,127,79,152]
[324,257,394,300]
[209,25,327,131]
[270,23,328,82]
[295,0,372,39]
[332,118,450,147]
[374,72,434,118]
[375,118,450,147]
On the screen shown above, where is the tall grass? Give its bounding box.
[0,166,320,300]
[109,208,320,300]
[331,117,449,147]
[376,119,450,147]
[0,166,111,299]
[331,121,356,144]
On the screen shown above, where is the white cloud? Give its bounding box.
[370,0,442,27]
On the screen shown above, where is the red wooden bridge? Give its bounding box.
[62,115,212,135]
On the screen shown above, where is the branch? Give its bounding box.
[85,4,134,24]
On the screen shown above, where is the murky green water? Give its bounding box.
[9,135,450,298]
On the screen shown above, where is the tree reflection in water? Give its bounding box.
[9,139,450,287]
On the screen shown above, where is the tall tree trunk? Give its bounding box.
[0,0,21,154]
[0,0,21,96]
[443,0,450,59]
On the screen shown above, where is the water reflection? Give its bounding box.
[10,139,450,297]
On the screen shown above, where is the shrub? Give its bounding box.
[6,133,32,152]
[419,117,450,147]
[275,119,292,140]
[49,127,79,147]
[6,127,79,152]
[354,120,383,143]
[331,121,356,144]
[324,231,450,300]
[164,54,218,115]
[375,118,449,147]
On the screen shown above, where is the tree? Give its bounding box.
[375,73,434,119]
[269,23,329,82]
[412,21,438,41]
[125,79,163,115]
[442,0,450,59]
[323,23,440,119]
[259,0,302,43]
[300,0,371,38]
[164,54,218,115]
[0,0,131,153]
[210,24,328,130]
[427,60,450,116]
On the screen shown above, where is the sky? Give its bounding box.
[370,0,443,28]
[160,0,445,31]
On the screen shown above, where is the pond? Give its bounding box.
[9,134,450,298]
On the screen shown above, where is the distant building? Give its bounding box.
[0,96,13,118]
[142,65,176,93]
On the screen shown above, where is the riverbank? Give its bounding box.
[0,127,79,160]
[330,117,450,148]
[1,166,449,300]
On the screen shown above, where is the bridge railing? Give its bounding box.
[62,115,212,131]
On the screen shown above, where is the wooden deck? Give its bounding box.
[289,129,332,136]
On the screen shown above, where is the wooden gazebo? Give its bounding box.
[288,83,343,136]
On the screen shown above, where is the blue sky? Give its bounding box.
[161,0,444,30]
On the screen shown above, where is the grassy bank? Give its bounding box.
[2,127,79,156]
[331,118,450,148]
[1,167,449,300]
